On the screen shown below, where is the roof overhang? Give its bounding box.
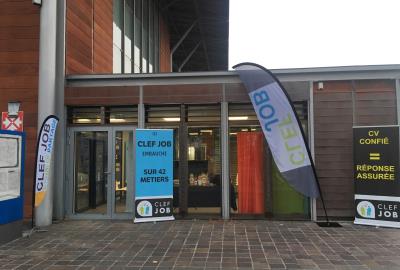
[66,65,400,87]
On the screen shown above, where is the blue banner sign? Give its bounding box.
[134,129,174,223]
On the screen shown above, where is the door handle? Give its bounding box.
[104,171,111,174]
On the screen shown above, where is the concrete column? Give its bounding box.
[35,0,58,227]
[53,0,66,221]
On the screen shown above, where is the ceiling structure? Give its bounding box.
[160,0,229,72]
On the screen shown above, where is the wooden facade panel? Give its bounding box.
[314,89,354,217]
[355,87,396,126]
[93,0,113,73]
[0,1,40,15]
[0,38,39,52]
[66,0,93,74]
[354,79,395,92]
[224,83,249,102]
[313,81,352,92]
[143,84,223,104]
[0,51,38,64]
[0,76,38,88]
[0,14,40,27]
[0,63,38,76]
[65,86,140,105]
[0,0,40,219]
[66,0,113,74]
[0,26,39,40]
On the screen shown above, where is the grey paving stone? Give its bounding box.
[1,220,400,270]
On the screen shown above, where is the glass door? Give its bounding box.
[68,126,136,219]
[72,129,111,216]
[112,128,134,218]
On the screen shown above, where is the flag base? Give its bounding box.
[316,221,342,227]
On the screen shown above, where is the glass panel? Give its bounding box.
[113,0,124,73]
[154,0,159,73]
[124,0,134,74]
[114,130,134,213]
[134,0,142,73]
[148,0,154,73]
[187,127,221,214]
[229,127,264,216]
[108,106,138,124]
[74,131,108,214]
[69,107,102,125]
[142,0,149,73]
[187,104,221,124]
[229,102,310,219]
[146,105,181,124]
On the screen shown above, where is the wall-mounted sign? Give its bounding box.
[134,129,174,223]
[1,112,23,132]
[353,126,400,228]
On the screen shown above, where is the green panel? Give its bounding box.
[272,163,309,215]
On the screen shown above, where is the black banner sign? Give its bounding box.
[353,126,400,228]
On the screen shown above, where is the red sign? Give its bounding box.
[1,111,23,131]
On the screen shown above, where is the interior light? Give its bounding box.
[200,130,213,133]
[76,119,92,123]
[163,117,180,122]
[110,118,127,123]
[189,132,199,136]
[251,128,257,131]
[229,132,237,135]
[229,116,248,121]
[241,128,248,132]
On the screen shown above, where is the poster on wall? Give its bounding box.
[353,126,400,228]
[134,129,174,223]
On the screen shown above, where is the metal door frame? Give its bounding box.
[66,126,135,220]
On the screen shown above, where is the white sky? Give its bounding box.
[229,0,400,69]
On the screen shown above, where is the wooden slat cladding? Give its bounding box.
[354,80,396,126]
[0,0,40,219]
[313,79,397,218]
[66,0,113,74]
[66,0,93,74]
[159,14,171,72]
[143,84,223,104]
[93,0,113,73]
[65,86,140,105]
[314,90,354,217]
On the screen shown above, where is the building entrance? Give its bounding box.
[67,126,134,219]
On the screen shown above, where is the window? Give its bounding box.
[113,0,160,74]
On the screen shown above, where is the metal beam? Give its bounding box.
[309,81,317,221]
[221,100,229,219]
[193,0,210,70]
[178,41,201,72]
[170,20,198,71]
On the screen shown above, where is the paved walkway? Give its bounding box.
[1,220,400,270]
